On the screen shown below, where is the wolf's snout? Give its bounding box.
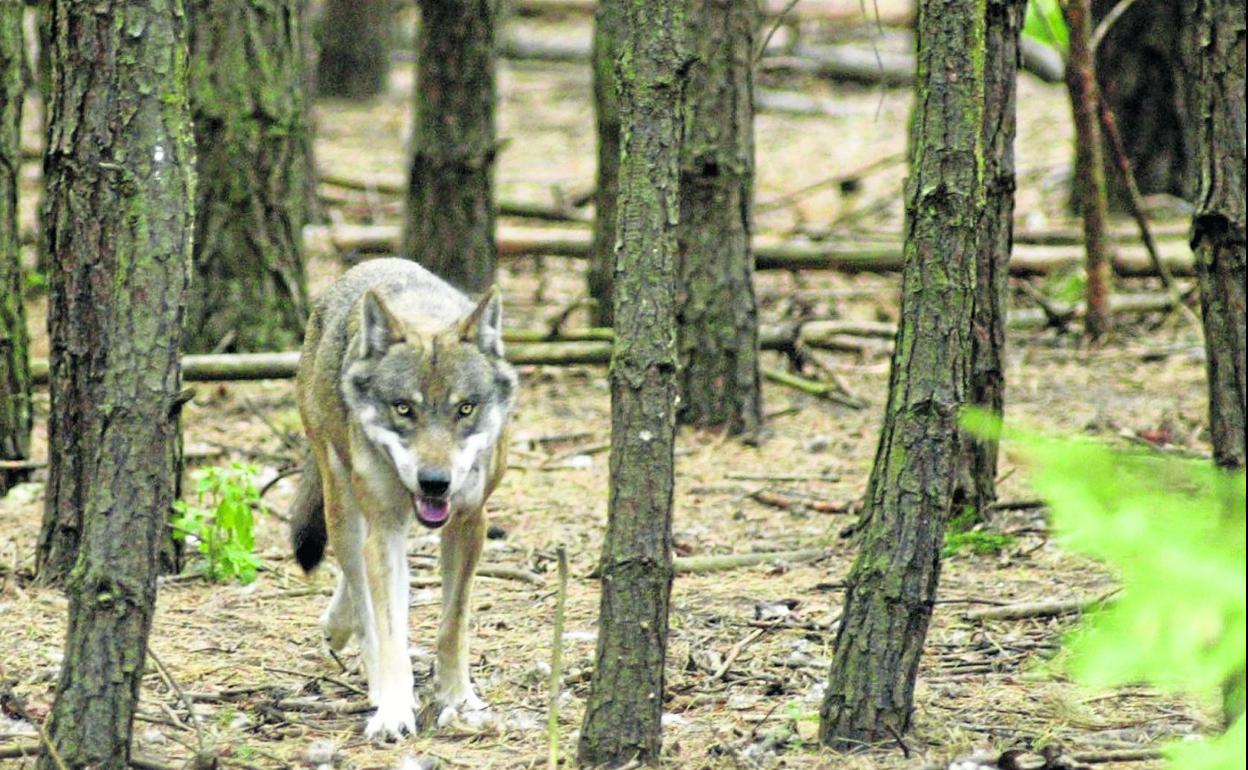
[418,468,451,498]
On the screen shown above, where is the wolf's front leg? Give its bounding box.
[435,508,487,716]
[360,523,417,740]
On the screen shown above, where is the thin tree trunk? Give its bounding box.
[819,0,984,747]
[576,0,687,764]
[36,0,193,767]
[185,0,312,353]
[1062,0,1113,340]
[675,0,761,436]
[1,1,31,497]
[963,0,1025,519]
[1183,0,1246,472]
[403,0,498,293]
[315,0,391,99]
[587,0,622,327]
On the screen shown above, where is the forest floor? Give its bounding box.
[0,5,1219,770]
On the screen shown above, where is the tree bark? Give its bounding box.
[1,1,31,497]
[675,0,761,436]
[315,0,391,99]
[403,0,498,294]
[576,0,687,765]
[962,0,1025,520]
[587,0,622,326]
[1183,0,1246,471]
[819,0,984,748]
[36,0,193,767]
[1062,0,1113,340]
[1092,0,1190,210]
[184,0,312,353]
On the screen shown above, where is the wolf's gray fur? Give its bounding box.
[289,258,516,739]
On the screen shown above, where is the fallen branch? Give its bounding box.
[313,223,1197,278]
[962,590,1119,621]
[751,489,851,514]
[673,549,826,574]
[512,0,914,25]
[318,170,589,224]
[760,45,915,87]
[762,367,867,408]
[1073,748,1164,764]
[500,27,1056,88]
[709,627,768,682]
[0,742,40,761]
[28,295,1184,386]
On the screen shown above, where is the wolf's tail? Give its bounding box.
[290,455,327,572]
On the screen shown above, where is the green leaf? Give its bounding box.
[1024,0,1068,55]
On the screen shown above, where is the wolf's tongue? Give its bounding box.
[416,497,450,525]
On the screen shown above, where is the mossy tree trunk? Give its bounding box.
[675,0,761,436]
[403,0,497,294]
[819,0,984,748]
[36,1,193,767]
[1062,0,1113,340]
[962,0,1025,519]
[1092,0,1190,210]
[576,0,687,765]
[315,0,391,99]
[587,0,622,327]
[1,1,31,497]
[185,0,312,353]
[1183,0,1245,471]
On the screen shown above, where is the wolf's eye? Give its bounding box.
[456,402,476,418]
[393,401,413,417]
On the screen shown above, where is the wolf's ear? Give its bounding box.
[359,290,405,358]
[459,286,503,357]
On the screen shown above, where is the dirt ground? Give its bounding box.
[0,6,1219,770]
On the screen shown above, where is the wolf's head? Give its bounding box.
[341,287,517,529]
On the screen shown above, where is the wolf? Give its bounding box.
[287,258,517,740]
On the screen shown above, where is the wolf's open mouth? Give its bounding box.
[415,496,451,528]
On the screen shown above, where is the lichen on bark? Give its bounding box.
[819,0,986,748]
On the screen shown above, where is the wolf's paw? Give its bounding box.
[428,691,490,730]
[364,695,418,741]
[320,609,357,653]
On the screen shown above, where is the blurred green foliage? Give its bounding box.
[1024,0,1068,54]
[964,410,1246,769]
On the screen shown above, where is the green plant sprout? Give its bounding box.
[964,410,1246,770]
[172,461,264,584]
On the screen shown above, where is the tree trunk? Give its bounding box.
[576,0,686,765]
[962,0,1025,520]
[1183,0,1246,472]
[1063,0,1113,340]
[1,2,31,498]
[1092,0,1190,210]
[36,1,193,767]
[675,0,761,436]
[818,0,984,748]
[403,0,497,294]
[184,0,312,353]
[315,0,391,99]
[587,0,622,327]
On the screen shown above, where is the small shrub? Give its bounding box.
[944,507,1016,557]
[173,462,263,584]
